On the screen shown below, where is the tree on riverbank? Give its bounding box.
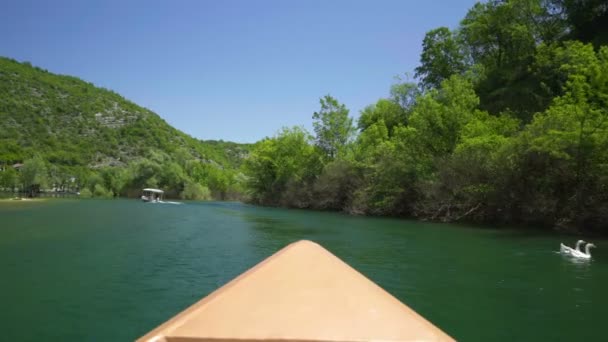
[20,156,48,197]
[0,166,18,191]
[243,0,608,233]
[312,95,355,160]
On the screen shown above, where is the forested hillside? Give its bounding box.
[0,57,250,199]
[243,0,608,233]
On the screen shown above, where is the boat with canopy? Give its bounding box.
[141,188,164,202]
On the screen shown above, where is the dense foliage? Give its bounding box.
[243,0,608,233]
[0,57,250,199]
[1,0,607,232]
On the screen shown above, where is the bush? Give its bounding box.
[181,181,211,200]
[312,159,360,210]
[93,184,113,198]
[79,188,92,198]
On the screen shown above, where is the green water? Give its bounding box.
[0,199,606,341]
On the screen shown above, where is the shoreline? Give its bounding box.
[0,197,48,202]
[244,201,606,237]
[2,196,603,237]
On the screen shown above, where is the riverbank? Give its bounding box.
[0,197,53,212]
[0,197,49,203]
[244,199,605,236]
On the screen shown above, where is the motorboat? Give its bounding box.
[141,188,164,202]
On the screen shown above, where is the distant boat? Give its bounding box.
[141,188,164,202]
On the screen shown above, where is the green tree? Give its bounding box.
[160,162,187,197]
[355,76,483,216]
[407,75,480,156]
[354,120,390,164]
[244,127,320,205]
[312,95,355,159]
[93,183,113,198]
[181,180,211,200]
[204,166,233,200]
[460,0,567,117]
[352,124,426,215]
[0,140,24,164]
[20,156,48,195]
[100,167,127,196]
[79,188,92,198]
[554,0,608,46]
[0,167,18,191]
[461,0,563,70]
[415,27,469,89]
[420,112,520,221]
[522,72,608,226]
[533,41,607,110]
[358,99,407,134]
[389,78,421,111]
[313,159,361,210]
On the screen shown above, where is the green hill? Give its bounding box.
[0,57,250,199]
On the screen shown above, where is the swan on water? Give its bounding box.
[570,243,596,259]
[560,240,585,255]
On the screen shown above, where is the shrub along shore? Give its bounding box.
[242,1,608,234]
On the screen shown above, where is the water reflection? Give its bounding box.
[558,252,592,281]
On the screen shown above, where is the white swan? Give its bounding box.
[570,243,596,259]
[560,240,585,255]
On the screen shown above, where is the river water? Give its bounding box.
[0,199,605,341]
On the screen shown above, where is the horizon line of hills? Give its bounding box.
[0,56,252,200]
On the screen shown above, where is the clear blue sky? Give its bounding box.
[1,0,476,143]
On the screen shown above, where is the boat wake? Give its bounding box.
[148,201,182,205]
[159,201,182,205]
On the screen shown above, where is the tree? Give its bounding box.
[20,156,48,196]
[0,140,24,164]
[100,167,127,196]
[312,95,355,159]
[533,41,607,110]
[243,127,320,205]
[352,124,427,216]
[79,188,92,198]
[313,159,361,210]
[93,183,113,198]
[420,112,520,221]
[357,99,407,134]
[554,0,608,47]
[522,69,608,227]
[181,180,211,200]
[0,167,18,191]
[354,120,390,164]
[459,0,567,117]
[461,0,563,70]
[415,27,469,90]
[389,77,421,112]
[407,76,480,156]
[207,165,227,196]
[355,76,482,216]
[160,162,188,197]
